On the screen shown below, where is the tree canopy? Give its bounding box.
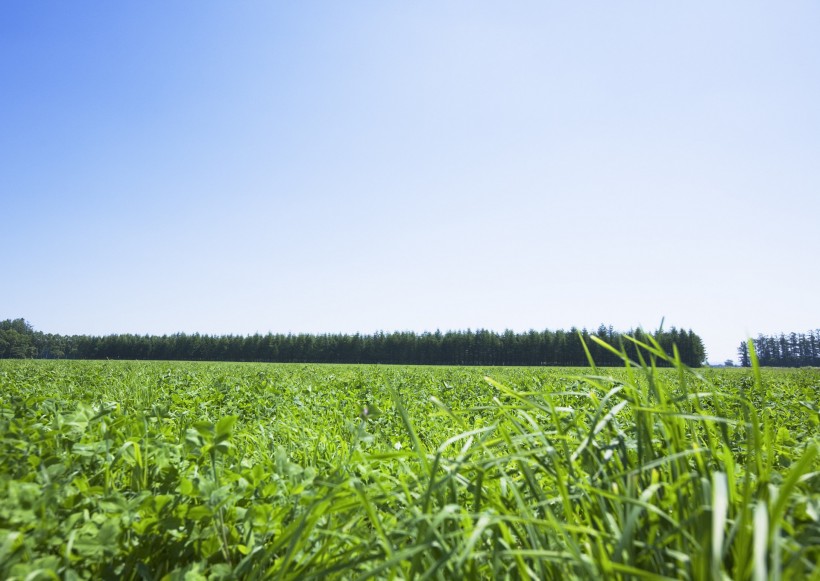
[739,331,820,367]
[0,319,707,367]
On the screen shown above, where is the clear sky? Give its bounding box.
[2,2,818,364]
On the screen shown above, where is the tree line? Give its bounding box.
[738,330,820,367]
[0,319,706,367]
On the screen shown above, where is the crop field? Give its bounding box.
[1,342,818,580]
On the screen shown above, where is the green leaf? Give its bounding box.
[215,415,238,443]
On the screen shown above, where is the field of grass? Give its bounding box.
[1,340,818,580]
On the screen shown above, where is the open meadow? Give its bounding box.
[1,344,818,580]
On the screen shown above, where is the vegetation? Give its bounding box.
[0,319,707,367]
[739,330,820,367]
[1,337,817,579]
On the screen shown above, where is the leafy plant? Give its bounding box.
[0,343,817,579]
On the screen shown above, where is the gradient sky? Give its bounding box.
[2,2,818,363]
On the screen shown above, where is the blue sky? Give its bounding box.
[2,2,818,363]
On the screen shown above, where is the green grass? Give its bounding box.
[0,340,818,579]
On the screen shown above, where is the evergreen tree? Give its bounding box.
[738,341,751,367]
[1,319,710,367]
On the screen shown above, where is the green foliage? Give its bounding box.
[0,319,708,367]
[741,330,820,367]
[0,346,817,579]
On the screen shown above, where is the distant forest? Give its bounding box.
[0,318,706,367]
[738,331,820,367]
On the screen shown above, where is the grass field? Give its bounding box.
[1,340,818,579]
